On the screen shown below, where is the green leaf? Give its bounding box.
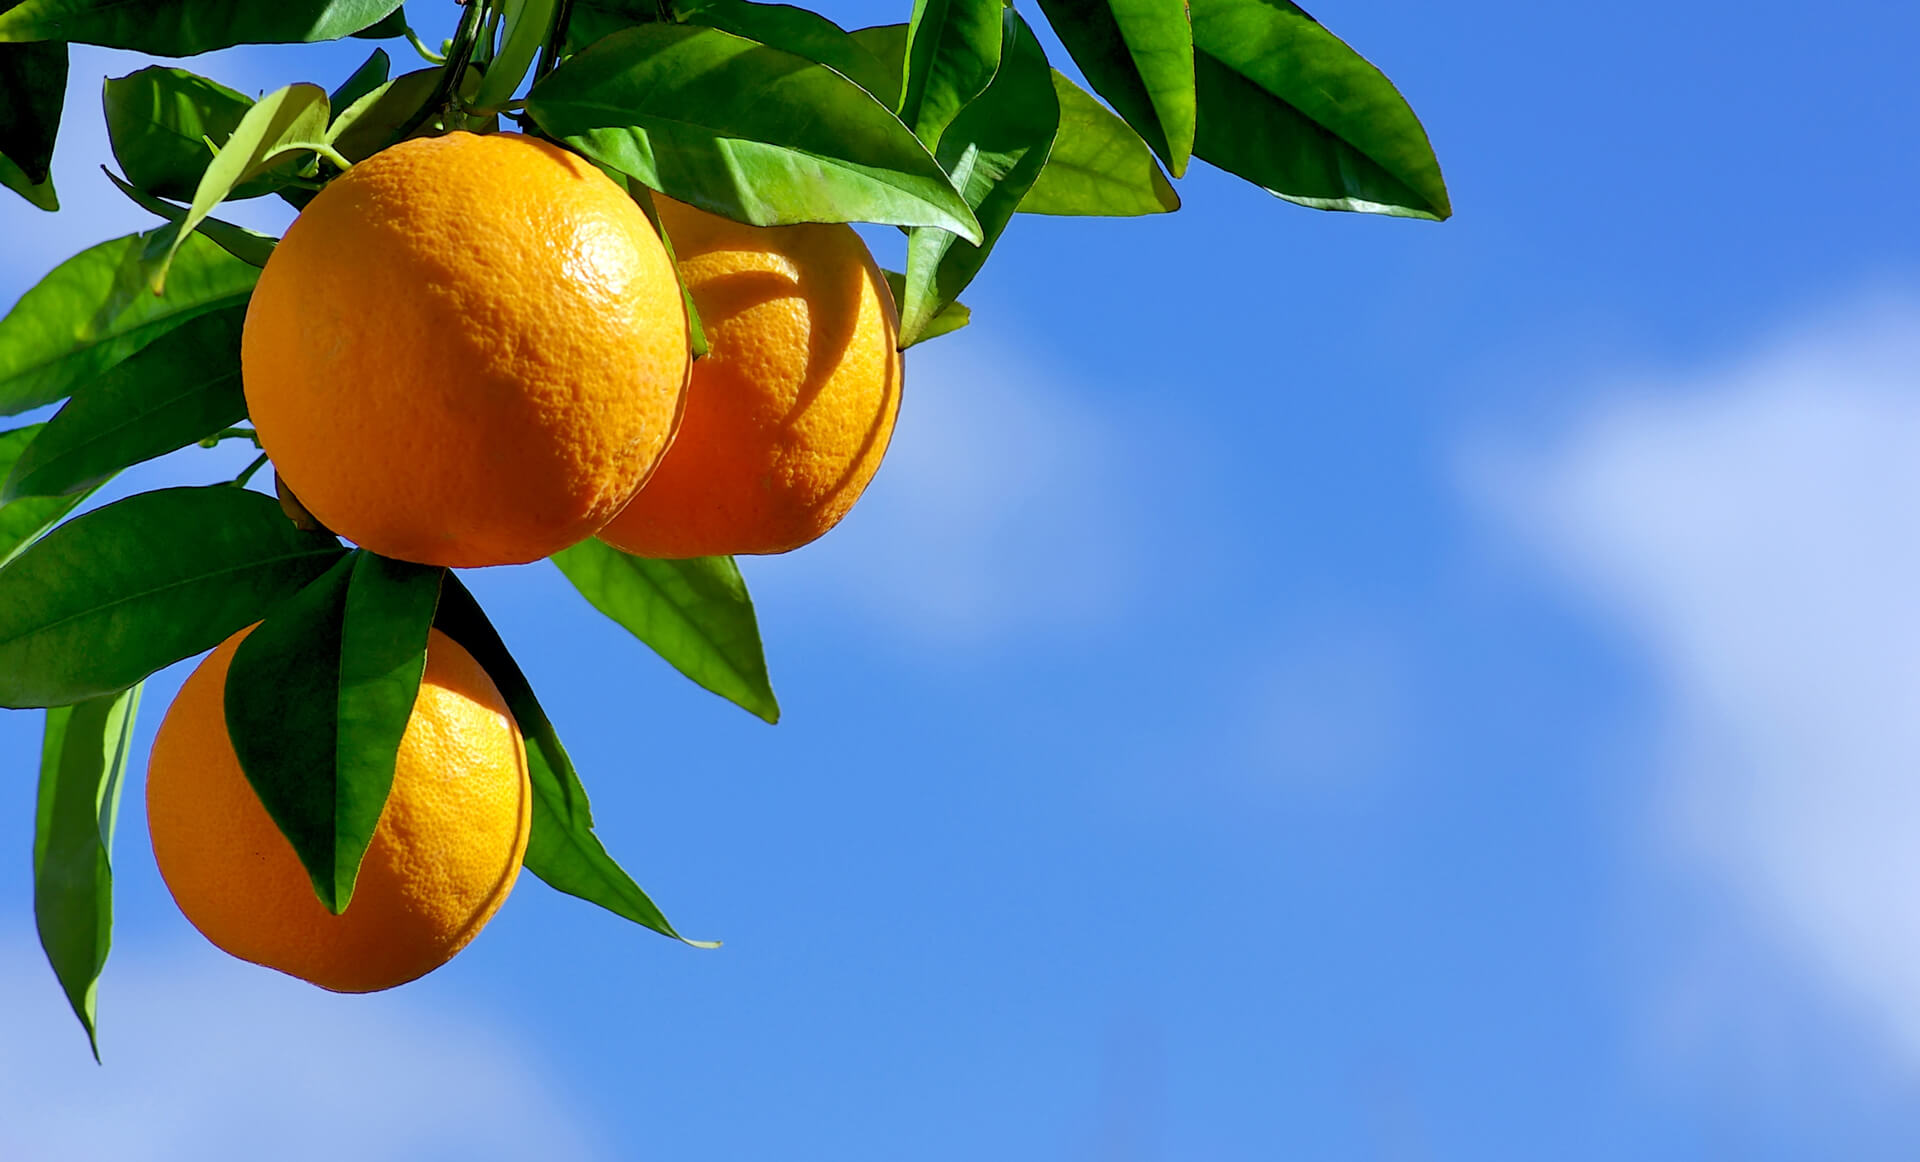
[2,307,247,503]
[848,22,906,109]
[900,10,1057,346]
[0,147,55,209]
[103,67,271,201]
[329,46,390,113]
[349,3,408,39]
[434,574,714,946]
[0,0,406,55]
[474,0,557,110]
[0,38,66,183]
[0,425,95,567]
[676,0,896,102]
[325,64,483,162]
[1189,0,1448,220]
[526,24,981,241]
[0,231,258,418]
[551,539,778,724]
[898,0,1000,145]
[617,176,709,358]
[153,83,334,293]
[35,684,140,1061]
[106,169,278,268]
[225,551,441,913]
[881,269,968,343]
[0,486,345,709]
[1020,69,1178,216]
[1034,0,1194,176]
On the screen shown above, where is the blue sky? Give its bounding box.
[3,1,1920,1157]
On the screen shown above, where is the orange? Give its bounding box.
[242,131,690,568]
[598,197,902,559]
[146,626,531,993]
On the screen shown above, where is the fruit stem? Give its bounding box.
[534,0,577,79]
[394,0,489,141]
[229,453,269,489]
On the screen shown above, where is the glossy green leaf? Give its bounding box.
[0,149,56,209]
[0,0,405,55]
[527,24,980,241]
[898,0,1000,146]
[848,22,906,109]
[226,551,440,912]
[0,486,345,709]
[1035,0,1194,176]
[1189,0,1448,220]
[552,539,778,723]
[434,575,714,946]
[475,0,557,109]
[0,37,66,183]
[617,176,709,358]
[1020,69,1178,216]
[154,83,333,292]
[34,684,140,1061]
[900,10,1057,346]
[0,425,94,567]
[103,67,261,201]
[0,231,257,417]
[106,169,278,268]
[678,0,895,102]
[349,3,408,39]
[329,46,390,112]
[2,308,247,503]
[325,64,484,162]
[881,269,968,343]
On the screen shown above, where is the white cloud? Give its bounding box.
[0,938,606,1162]
[756,334,1143,646]
[1473,293,1920,1070]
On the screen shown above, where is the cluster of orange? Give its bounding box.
[146,132,903,991]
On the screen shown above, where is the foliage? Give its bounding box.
[0,0,1446,1052]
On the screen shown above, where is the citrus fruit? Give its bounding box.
[597,197,902,559]
[241,131,691,568]
[146,625,532,993]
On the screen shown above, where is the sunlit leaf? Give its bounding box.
[552,539,778,723]
[0,0,406,56]
[898,0,1000,145]
[34,684,140,1061]
[674,0,896,100]
[1019,69,1178,216]
[881,269,968,343]
[1034,0,1194,176]
[102,66,278,201]
[106,169,278,268]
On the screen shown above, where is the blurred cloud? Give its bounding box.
[0,938,605,1162]
[757,334,1143,646]
[1470,293,1920,1069]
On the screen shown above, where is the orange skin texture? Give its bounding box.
[242,132,690,568]
[146,627,532,993]
[599,198,902,559]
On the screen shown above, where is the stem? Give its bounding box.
[534,0,578,79]
[199,426,261,448]
[394,0,489,142]
[405,26,447,63]
[230,453,270,488]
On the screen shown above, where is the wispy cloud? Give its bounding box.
[0,939,605,1162]
[1471,293,1920,1073]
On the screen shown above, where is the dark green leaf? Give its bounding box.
[153,83,333,292]
[676,0,895,101]
[0,486,345,708]
[526,24,981,241]
[34,684,140,1061]
[881,268,968,343]
[0,425,94,567]
[349,3,408,38]
[1190,0,1448,219]
[0,39,66,182]
[226,551,440,912]
[434,575,715,946]
[0,0,406,55]
[898,0,1000,145]
[329,46,390,112]
[1020,69,1178,216]
[1034,0,1194,176]
[325,64,483,162]
[103,66,274,201]
[0,231,258,418]
[106,169,278,268]
[0,148,56,209]
[2,308,247,503]
[551,539,778,723]
[900,10,1057,346]
[848,22,906,109]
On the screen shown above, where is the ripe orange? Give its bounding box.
[598,197,902,559]
[146,626,531,993]
[242,131,690,568]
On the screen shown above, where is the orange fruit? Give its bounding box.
[242,131,690,568]
[598,197,902,558]
[146,626,531,993]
